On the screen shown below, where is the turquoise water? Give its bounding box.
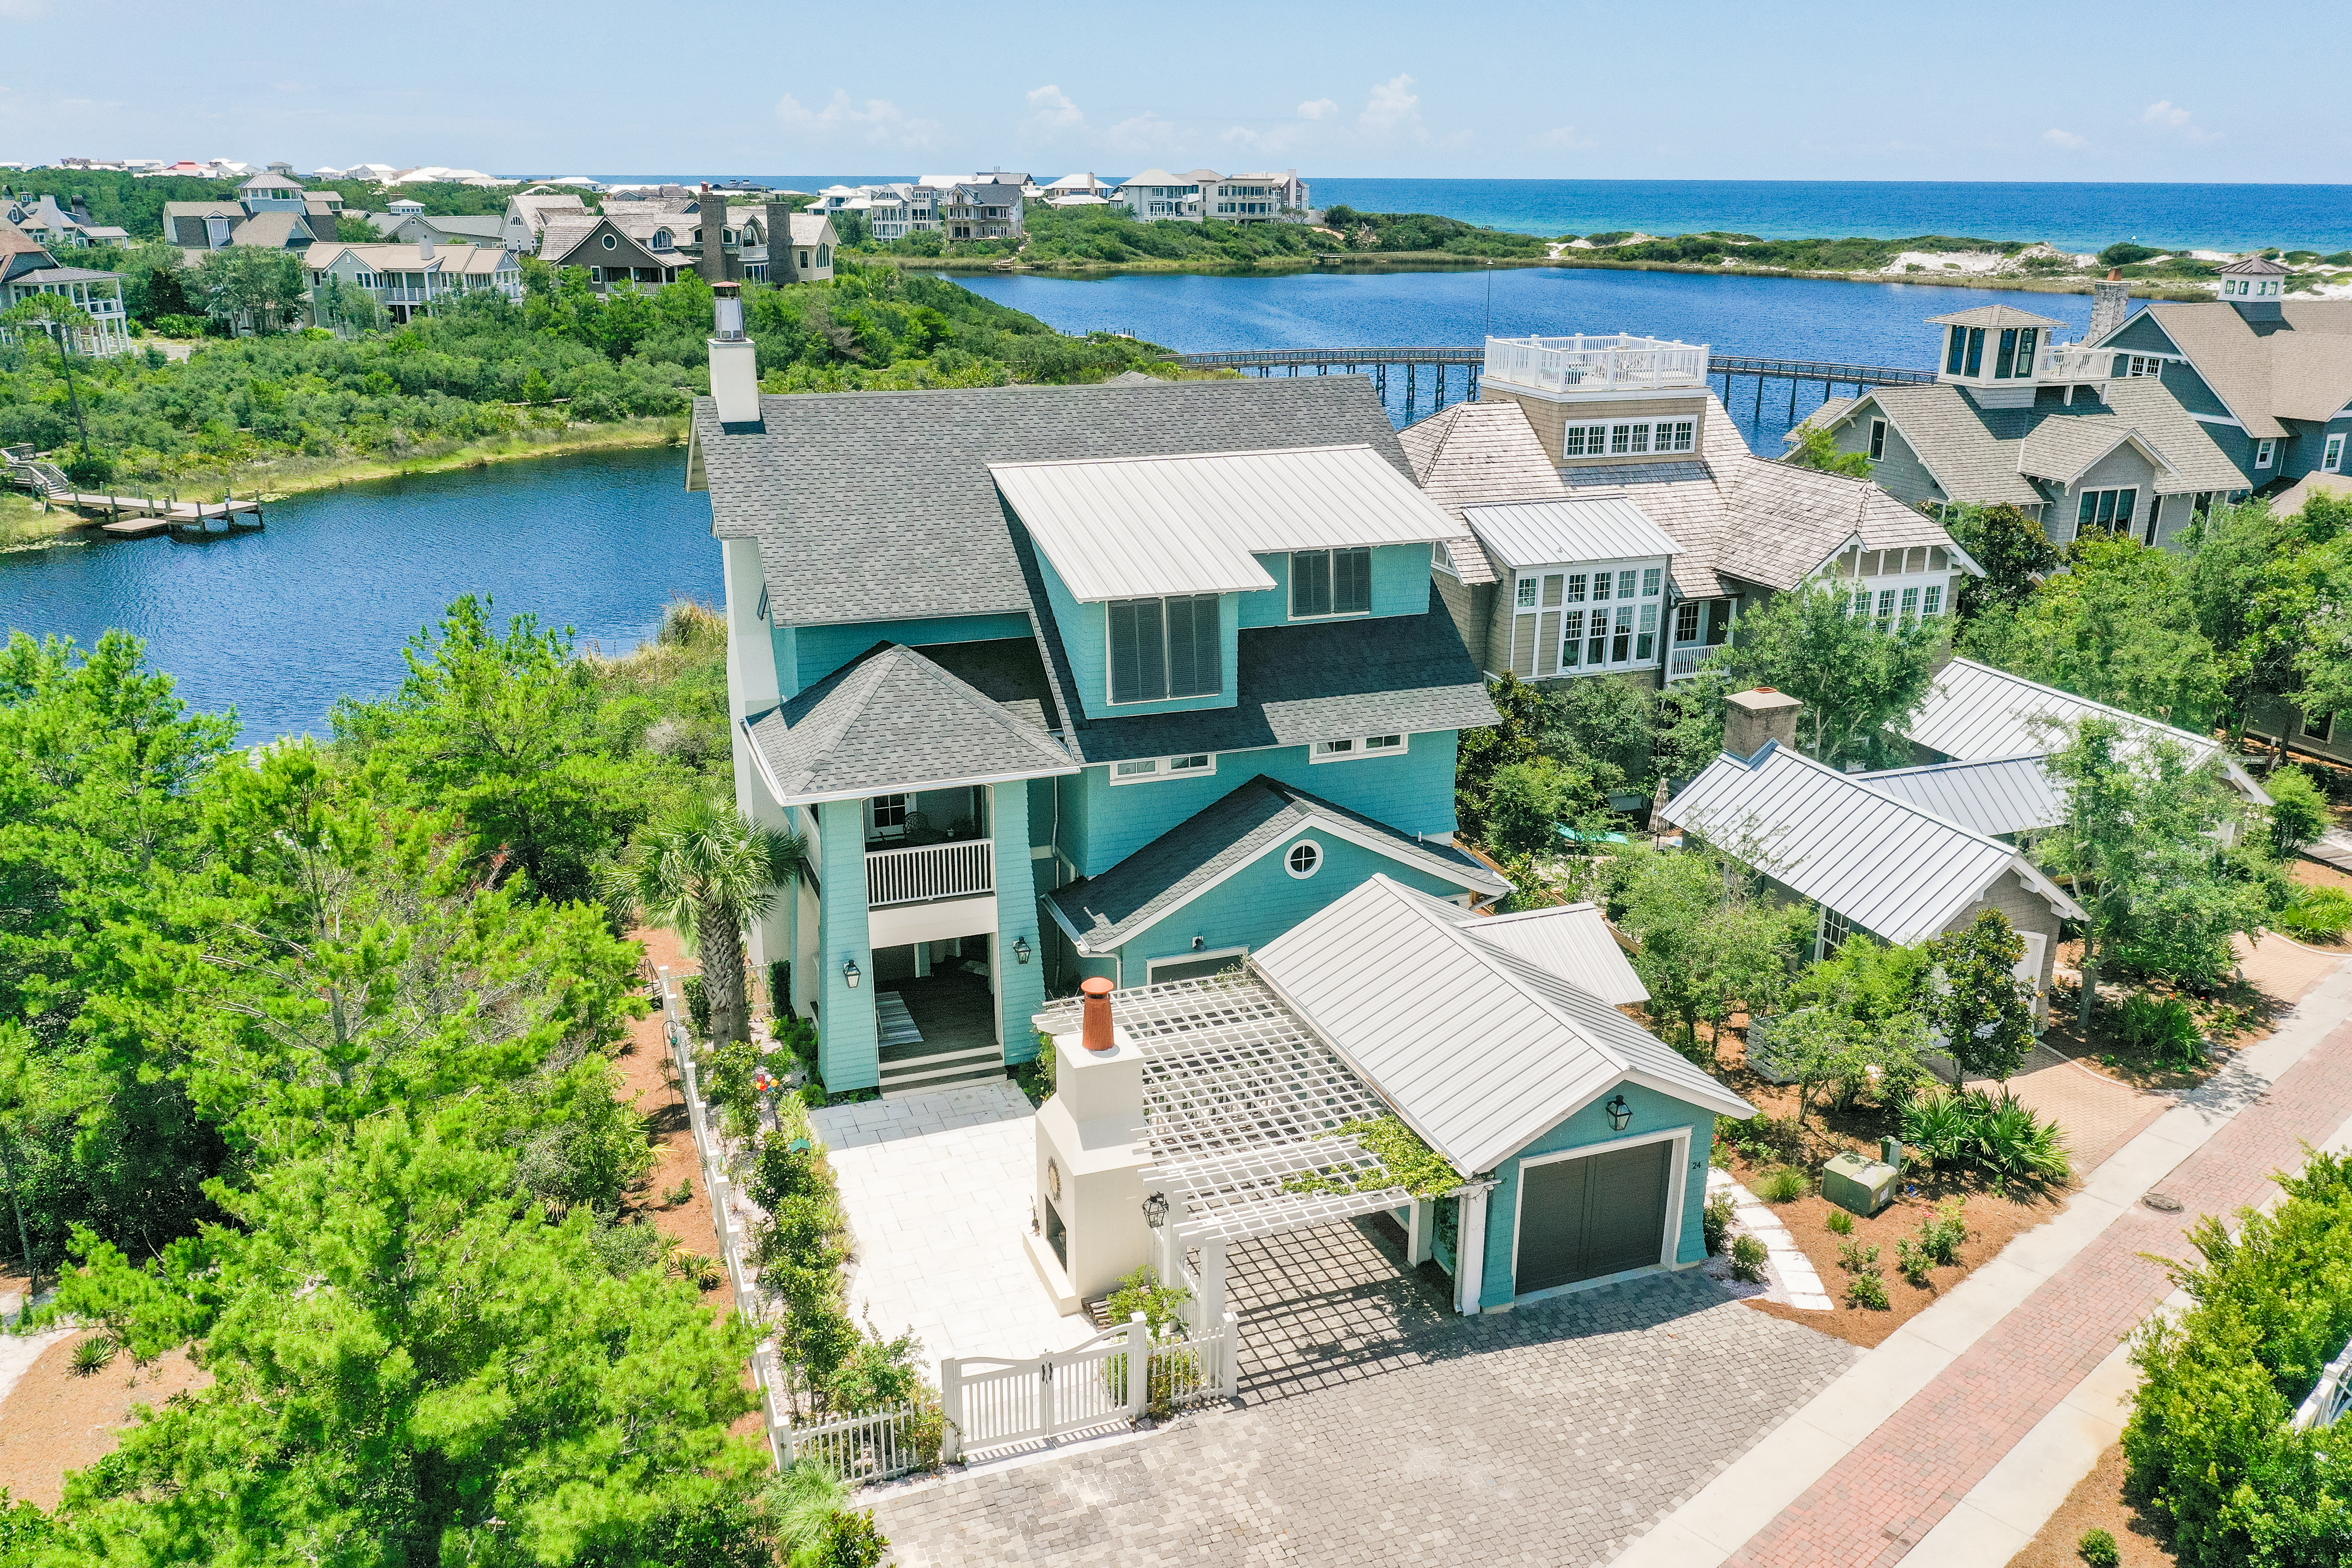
[622,175,2352,252]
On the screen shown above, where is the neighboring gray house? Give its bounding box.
[306,240,523,323]
[502,191,589,253]
[1797,302,2260,548]
[729,207,837,283]
[1419,343,1977,687]
[536,212,696,291]
[388,213,508,249]
[1662,689,2084,1002]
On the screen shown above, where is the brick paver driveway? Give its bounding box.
[871,1216,1855,1566]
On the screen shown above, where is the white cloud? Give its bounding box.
[2142,101,2221,143]
[1026,84,1085,134]
[1106,112,1185,155]
[1358,73,1423,138]
[1539,126,1595,151]
[774,90,944,150]
[1297,98,1337,121]
[2043,128,2090,150]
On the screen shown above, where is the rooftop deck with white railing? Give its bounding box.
[1482,333,1712,396]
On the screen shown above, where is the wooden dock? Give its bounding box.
[61,493,266,538]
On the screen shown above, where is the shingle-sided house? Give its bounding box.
[536,212,697,292]
[1796,300,2276,548]
[688,294,1502,1098]
[305,241,523,323]
[503,191,590,253]
[1429,344,1979,686]
[1661,689,2086,1001]
[0,219,133,357]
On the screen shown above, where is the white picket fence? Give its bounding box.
[781,1403,931,1483]
[939,1311,1238,1463]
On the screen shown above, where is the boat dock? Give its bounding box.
[57,494,268,538]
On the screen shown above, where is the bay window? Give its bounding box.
[1108,594,1221,704]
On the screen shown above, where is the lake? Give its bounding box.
[0,264,2088,744]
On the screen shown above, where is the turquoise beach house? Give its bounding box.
[687,292,1503,1097]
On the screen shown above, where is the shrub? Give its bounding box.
[1895,1238,1934,1287]
[1731,1234,1769,1283]
[2123,1148,2352,1566]
[2278,884,2352,943]
[824,1325,927,1414]
[1837,1239,1881,1274]
[150,312,210,337]
[2120,993,2206,1069]
[2076,1527,2120,1568]
[1759,1167,1809,1203]
[682,972,712,1040]
[1824,1208,1854,1236]
[1846,1272,1891,1310]
[587,1216,669,1277]
[70,1334,117,1375]
[1703,1191,1736,1255]
[2268,766,2330,856]
[1921,1198,1968,1266]
[1901,1088,2071,1182]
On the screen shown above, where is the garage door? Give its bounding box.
[1515,1140,1673,1296]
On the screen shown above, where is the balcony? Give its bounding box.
[1483,333,1711,396]
[867,839,995,909]
[2036,345,2117,383]
[1665,644,1715,682]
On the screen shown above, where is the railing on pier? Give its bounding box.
[866,839,994,909]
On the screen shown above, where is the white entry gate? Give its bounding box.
[940,1313,1236,1462]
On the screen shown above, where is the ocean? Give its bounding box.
[604,175,2352,253]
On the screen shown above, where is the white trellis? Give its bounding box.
[1038,973,1438,1330]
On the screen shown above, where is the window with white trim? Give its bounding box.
[1310,733,1405,763]
[2074,487,2139,537]
[1108,753,1216,785]
[2327,434,2345,474]
[1290,547,1371,618]
[1868,419,1887,460]
[1564,419,1695,458]
[1510,561,1666,675]
[2126,356,2165,378]
[1284,840,1323,877]
[1818,906,1854,961]
[868,793,910,838]
[2255,439,2277,469]
[1107,594,1221,704]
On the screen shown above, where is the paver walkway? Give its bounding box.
[812,1080,1100,1367]
[871,1223,1856,1567]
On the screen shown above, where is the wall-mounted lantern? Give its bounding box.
[842,957,861,989]
[1142,1190,1170,1229]
[1013,935,1032,965]
[1604,1094,1632,1132]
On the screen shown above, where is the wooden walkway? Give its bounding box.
[52,494,267,538]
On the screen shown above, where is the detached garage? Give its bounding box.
[1516,1139,1674,1296]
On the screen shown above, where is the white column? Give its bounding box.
[1406,1200,1432,1267]
[1199,1238,1228,1330]
[1123,1312,1151,1420]
[1455,1188,1489,1315]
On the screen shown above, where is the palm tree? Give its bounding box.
[609,798,805,1043]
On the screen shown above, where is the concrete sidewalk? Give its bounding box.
[1614,949,2352,1568]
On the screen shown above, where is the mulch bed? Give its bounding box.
[2004,1442,2177,1568]
[0,1332,210,1511]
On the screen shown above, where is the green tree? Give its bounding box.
[1923,909,2037,1082]
[333,212,381,242]
[1723,581,1947,768]
[2265,766,2329,858]
[1608,845,1809,1065]
[334,597,655,905]
[192,246,308,332]
[1968,534,2223,730]
[311,273,383,337]
[41,1111,770,1566]
[2038,718,2268,1023]
[607,797,804,1045]
[1455,672,1545,842]
[1783,424,1874,477]
[1944,502,2058,623]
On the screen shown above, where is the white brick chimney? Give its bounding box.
[707,282,760,427]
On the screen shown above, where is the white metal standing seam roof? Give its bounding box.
[1460,496,1685,571]
[1659,742,2085,945]
[1459,902,1649,1004]
[1906,658,2269,803]
[989,444,1461,602]
[1255,877,1752,1176]
[1857,755,2068,838]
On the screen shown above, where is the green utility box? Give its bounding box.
[1822,1152,1899,1218]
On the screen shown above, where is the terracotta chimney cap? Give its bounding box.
[2107,268,2122,281]
[1081,976,1115,1053]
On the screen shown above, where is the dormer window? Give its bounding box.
[1994,327,2038,379]
[1108,594,1221,704]
[652,228,673,250]
[1290,547,1371,618]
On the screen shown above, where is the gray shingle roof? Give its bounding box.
[1560,395,1961,597]
[1397,401,1568,585]
[1851,379,2244,502]
[1047,774,1506,952]
[742,642,1076,804]
[1850,384,2049,506]
[2115,302,2352,438]
[690,377,1416,626]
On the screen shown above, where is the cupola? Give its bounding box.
[1925,304,2070,408]
[2217,255,2290,323]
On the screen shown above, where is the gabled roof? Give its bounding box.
[1397,400,1568,586]
[0,219,51,273]
[740,642,1077,805]
[1458,902,1648,1005]
[1659,740,2084,945]
[2015,420,2174,486]
[228,211,311,249]
[2105,302,2352,439]
[991,444,1455,601]
[1045,774,1506,954]
[1558,395,1967,599]
[1256,877,1752,1175]
[1856,755,2067,837]
[1904,657,2269,802]
[1463,496,1682,570]
[691,377,1417,626]
[1926,304,2068,330]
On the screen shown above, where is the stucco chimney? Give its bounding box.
[1723,687,1803,761]
[417,232,435,262]
[707,281,760,427]
[2088,268,2130,343]
[1081,976,1115,1053]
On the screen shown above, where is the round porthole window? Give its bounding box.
[600,233,616,250]
[1284,840,1322,879]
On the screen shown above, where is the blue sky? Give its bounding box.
[5,0,2346,183]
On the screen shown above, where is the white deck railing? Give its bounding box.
[866,839,994,908]
[1483,333,1711,395]
[1665,644,1715,682]
[2036,345,2118,382]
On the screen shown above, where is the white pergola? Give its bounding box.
[1037,973,1442,1328]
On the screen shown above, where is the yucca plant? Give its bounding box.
[1901,1088,1974,1166]
[70,1334,117,1375]
[1976,1094,2072,1182]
